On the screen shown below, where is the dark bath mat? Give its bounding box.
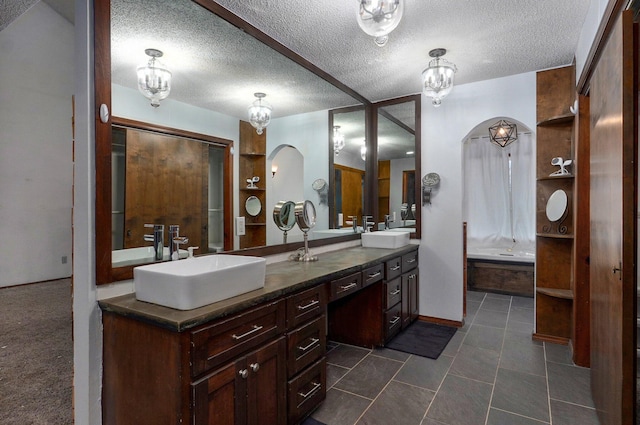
[302,417,327,425]
[385,320,457,359]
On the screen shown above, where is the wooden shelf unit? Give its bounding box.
[534,65,575,345]
[239,120,267,249]
[378,160,390,220]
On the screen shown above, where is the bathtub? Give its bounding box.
[466,241,535,297]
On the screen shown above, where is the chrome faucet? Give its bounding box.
[362,215,374,232]
[172,236,189,259]
[168,225,180,260]
[143,224,164,261]
[348,215,358,233]
[384,214,394,230]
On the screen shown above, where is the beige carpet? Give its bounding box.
[0,278,73,424]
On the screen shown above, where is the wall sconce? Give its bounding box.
[137,48,172,107]
[422,48,457,107]
[422,172,440,205]
[356,0,404,47]
[271,165,278,178]
[488,119,518,148]
[248,92,272,135]
[333,126,345,155]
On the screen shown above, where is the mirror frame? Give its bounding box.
[372,95,421,238]
[94,0,372,284]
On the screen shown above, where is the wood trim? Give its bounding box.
[577,0,628,94]
[419,315,463,328]
[224,143,234,251]
[112,117,233,147]
[95,0,112,285]
[532,333,570,345]
[191,0,370,107]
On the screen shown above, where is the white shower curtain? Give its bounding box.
[463,132,535,246]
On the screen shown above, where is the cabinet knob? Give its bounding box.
[250,363,260,373]
[239,369,248,379]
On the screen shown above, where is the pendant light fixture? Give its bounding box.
[488,119,518,148]
[356,0,404,47]
[421,48,457,107]
[333,126,345,155]
[136,48,172,107]
[248,93,272,135]
[360,141,367,161]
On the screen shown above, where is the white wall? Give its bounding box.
[0,2,74,287]
[419,72,536,322]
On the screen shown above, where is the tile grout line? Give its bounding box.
[543,342,554,425]
[483,294,511,425]
[350,351,412,425]
[419,292,486,425]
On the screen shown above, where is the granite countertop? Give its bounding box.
[98,244,418,332]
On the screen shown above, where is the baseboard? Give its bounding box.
[532,332,570,345]
[419,315,464,328]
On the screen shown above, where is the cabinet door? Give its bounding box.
[246,337,287,425]
[192,360,247,425]
[409,269,419,322]
[401,273,410,329]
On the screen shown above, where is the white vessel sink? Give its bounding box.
[361,231,410,249]
[134,254,266,310]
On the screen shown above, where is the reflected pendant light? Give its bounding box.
[333,126,345,155]
[360,142,367,161]
[356,0,404,47]
[137,48,172,107]
[421,48,457,107]
[488,119,518,148]
[248,93,272,135]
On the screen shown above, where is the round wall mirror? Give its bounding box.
[245,196,262,217]
[295,200,317,232]
[545,189,568,222]
[273,200,296,231]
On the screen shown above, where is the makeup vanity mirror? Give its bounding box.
[94,0,421,284]
[546,189,568,222]
[273,200,296,244]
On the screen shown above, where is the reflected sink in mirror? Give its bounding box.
[112,247,187,268]
[134,255,266,310]
[361,231,410,249]
[312,228,363,238]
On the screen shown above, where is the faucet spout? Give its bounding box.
[144,224,164,261]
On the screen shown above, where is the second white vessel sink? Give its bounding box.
[134,254,266,310]
[361,231,410,249]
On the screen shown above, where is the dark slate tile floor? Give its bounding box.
[311,291,601,425]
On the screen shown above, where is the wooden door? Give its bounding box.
[192,360,246,425]
[335,165,364,225]
[124,128,208,252]
[246,337,287,425]
[589,11,637,425]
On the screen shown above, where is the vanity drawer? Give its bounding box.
[288,357,327,425]
[329,272,362,301]
[385,256,403,281]
[402,250,419,273]
[190,300,286,377]
[362,263,384,288]
[287,315,326,377]
[286,285,326,329]
[384,303,402,341]
[384,277,402,310]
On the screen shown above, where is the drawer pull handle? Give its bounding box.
[389,316,400,326]
[389,289,401,296]
[406,258,416,263]
[232,324,264,340]
[367,271,382,279]
[339,282,357,292]
[250,362,260,373]
[390,265,401,271]
[297,299,319,311]
[409,274,417,279]
[239,369,248,379]
[298,382,322,399]
[297,338,320,352]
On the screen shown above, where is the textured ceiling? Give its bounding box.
[3,0,591,122]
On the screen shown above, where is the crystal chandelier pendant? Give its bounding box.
[422,48,457,107]
[333,126,345,155]
[356,0,404,47]
[248,93,272,135]
[136,49,172,108]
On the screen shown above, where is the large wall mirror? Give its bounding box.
[94,0,420,284]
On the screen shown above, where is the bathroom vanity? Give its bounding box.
[99,244,419,425]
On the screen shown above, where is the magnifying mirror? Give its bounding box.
[273,200,296,243]
[292,200,318,261]
[245,196,262,217]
